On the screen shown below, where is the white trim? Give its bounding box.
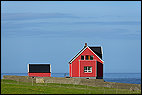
[79,60,80,77]
[101,46,103,55]
[87,46,104,63]
[50,64,51,73]
[69,46,88,63]
[28,64,29,72]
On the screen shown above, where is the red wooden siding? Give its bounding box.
[28,73,51,77]
[70,47,103,77]
[69,63,72,77]
[80,60,96,77]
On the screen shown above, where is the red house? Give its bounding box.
[69,43,104,79]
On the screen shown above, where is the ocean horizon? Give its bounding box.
[1,73,141,84]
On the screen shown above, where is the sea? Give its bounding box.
[1,73,141,84]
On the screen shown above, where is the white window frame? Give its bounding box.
[84,66,92,73]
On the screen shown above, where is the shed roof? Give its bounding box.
[28,64,51,73]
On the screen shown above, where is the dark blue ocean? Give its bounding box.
[1,73,141,84]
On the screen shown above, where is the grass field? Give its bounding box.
[1,79,141,94]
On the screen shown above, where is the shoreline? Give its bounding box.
[1,73,141,84]
[3,75,141,91]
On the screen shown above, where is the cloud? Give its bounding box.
[1,13,141,40]
[2,13,141,26]
[1,28,141,40]
[1,13,80,21]
[72,21,141,25]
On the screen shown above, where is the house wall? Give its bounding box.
[71,60,79,77]
[97,61,103,78]
[70,47,103,77]
[69,64,71,77]
[80,60,96,77]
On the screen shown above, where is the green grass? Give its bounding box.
[1,79,141,94]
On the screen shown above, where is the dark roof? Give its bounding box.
[29,64,51,73]
[89,46,102,59]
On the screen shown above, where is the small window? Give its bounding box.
[86,55,89,60]
[84,67,87,72]
[90,55,93,60]
[81,55,84,60]
[84,66,92,73]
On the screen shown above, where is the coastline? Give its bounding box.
[1,73,141,84]
[3,75,141,91]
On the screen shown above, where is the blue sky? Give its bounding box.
[1,1,141,73]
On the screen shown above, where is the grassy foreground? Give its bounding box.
[1,79,141,94]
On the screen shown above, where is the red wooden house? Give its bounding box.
[69,43,104,79]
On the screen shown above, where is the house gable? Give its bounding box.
[69,46,104,64]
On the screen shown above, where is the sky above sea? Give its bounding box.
[1,1,141,73]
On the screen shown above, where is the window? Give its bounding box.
[84,67,87,72]
[86,55,89,60]
[85,55,93,60]
[84,66,92,73]
[90,55,93,60]
[81,55,84,60]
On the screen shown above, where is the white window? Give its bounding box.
[84,66,92,73]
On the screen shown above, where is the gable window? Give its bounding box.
[81,55,84,60]
[86,55,89,60]
[90,55,93,60]
[84,66,92,73]
[85,55,93,60]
